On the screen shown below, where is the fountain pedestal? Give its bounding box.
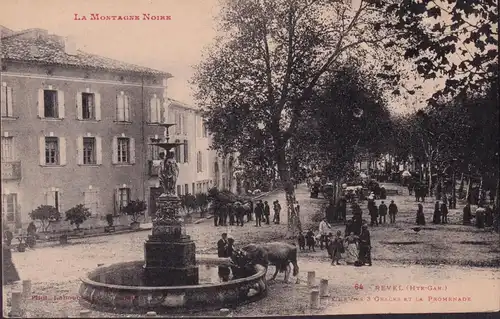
[143,194,199,286]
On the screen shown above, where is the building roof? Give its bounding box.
[1,27,172,77]
[168,98,200,111]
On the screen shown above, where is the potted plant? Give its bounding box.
[104,214,115,233]
[65,204,91,236]
[28,205,61,233]
[181,194,197,223]
[121,200,147,230]
[195,193,209,218]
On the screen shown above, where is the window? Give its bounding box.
[46,189,61,212]
[84,189,99,216]
[183,114,188,135]
[175,139,181,163]
[202,122,208,137]
[45,137,59,165]
[150,95,162,123]
[118,188,130,211]
[116,92,130,122]
[192,183,195,194]
[2,194,17,222]
[197,151,203,173]
[175,112,181,134]
[183,140,189,163]
[177,185,182,196]
[44,90,58,118]
[1,136,14,161]
[82,93,95,120]
[1,84,13,117]
[185,184,189,195]
[117,138,130,163]
[83,137,96,164]
[150,138,161,160]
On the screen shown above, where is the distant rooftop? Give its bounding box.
[1,26,172,77]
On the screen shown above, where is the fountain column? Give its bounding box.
[143,124,199,286]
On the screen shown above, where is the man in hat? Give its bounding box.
[318,217,332,250]
[358,224,372,266]
[388,200,398,224]
[217,233,231,281]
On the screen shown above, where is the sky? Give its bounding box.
[0,0,443,113]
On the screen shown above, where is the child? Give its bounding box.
[305,229,316,252]
[298,232,306,251]
[330,230,344,265]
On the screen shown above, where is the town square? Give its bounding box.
[1,0,499,317]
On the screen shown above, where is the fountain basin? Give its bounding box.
[79,255,267,313]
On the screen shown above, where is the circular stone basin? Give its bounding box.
[79,255,267,313]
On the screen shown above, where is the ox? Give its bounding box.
[231,242,300,284]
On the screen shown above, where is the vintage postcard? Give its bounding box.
[1,0,498,317]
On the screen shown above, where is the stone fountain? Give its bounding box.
[79,123,268,314]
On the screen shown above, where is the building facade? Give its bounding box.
[0,27,222,230]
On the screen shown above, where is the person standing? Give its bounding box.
[330,230,344,265]
[358,225,372,266]
[475,205,486,229]
[441,201,449,224]
[318,218,332,250]
[416,204,426,225]
[3,234,20,285]
[463,203,472,225]
[388,200,398,224]
[273,200,281,224]
[4,226,14,246]
[264,201,271,225]
[217,233,231,281]
[27,222,37,248]
[344,232,359,265]
[248,201,254,222]
[369,200,379,226]
[378,201,387,225]
[254,200,263,227]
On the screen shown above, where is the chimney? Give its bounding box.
[64,36,78,55]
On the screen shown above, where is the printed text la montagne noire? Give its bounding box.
[74,13,172,21]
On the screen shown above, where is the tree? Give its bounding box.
[381,0,498,102]
[29,205,61,232]
[193,0,400,238]
[65,204,91,230]
[121,199,147,223]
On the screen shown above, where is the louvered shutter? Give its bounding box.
[39,136,45,165]
[0,85,6,116]
[150,97,157,123]
[129,138,136,164]
[38,89,45,118]
[57,90,65,119]
[6,87,13,117]
[116,94,124,121]
[59,137,67,165]
[94,93,101,120]
[77,136,84,165]
[124,96,130,121]
[112,137,118,164]
[76,92,82,120]
[183,114,187,135]
[95,136,103,165]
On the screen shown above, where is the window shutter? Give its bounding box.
[57,90,65,119]
[6,87,13,117]
[130,138,136,164]
[0,86,6,116]
[38,89,45,118]
[183,114,187,135]
[114,188,120,215]
[124,96,130,121]
[59,137,67,165]
[112,137,118,164]
[150,97,157,123]
[158,99,164,123]
[76,92,82,120]
[58,191,64,214]
[47,190,55,207]
[95,93,101,121]
[39,136,45,165]
[77,136,83,165]
[116,95,124,121]
[96,136,103,165]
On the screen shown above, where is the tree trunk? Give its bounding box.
[495,177,500,210]
[466,177,472,204]
[428,162,433,195]
[451,170,456,209]
[277,150,301,239]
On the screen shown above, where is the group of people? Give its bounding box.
[367,197,399,226]
[214,199,284,228]
[463,203,496,228]
[217,232,235,282]
[253,200,282,226]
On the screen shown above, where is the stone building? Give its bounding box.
[0,26,220,230]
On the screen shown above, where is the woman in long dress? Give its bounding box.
[344,232,359,265]
[3,238,20,285]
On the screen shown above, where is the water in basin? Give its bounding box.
[91,263,250,287]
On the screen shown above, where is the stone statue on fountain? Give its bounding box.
[158,150,179,197]
[153,149,182,227]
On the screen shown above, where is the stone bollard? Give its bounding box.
[307,271,316,287]
[22,280,32,299]
[310,289,320,309]
[79,309,91,318]
[220,308,231,317]
[319,279,329,297]
[145,311,157,317]
[10,291,23,317]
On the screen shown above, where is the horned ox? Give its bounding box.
[231,242,300,283]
